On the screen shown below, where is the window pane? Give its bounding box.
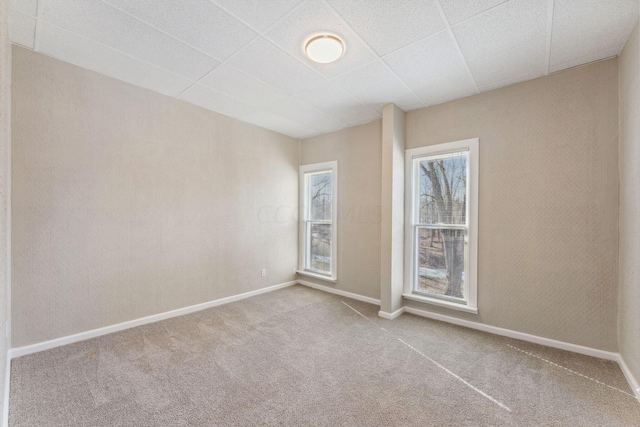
[419,154,467,225]
[309,223,331,273]
[417,228,466,299]
[310,172,332,221]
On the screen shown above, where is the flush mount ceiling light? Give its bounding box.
[305,35,345,64]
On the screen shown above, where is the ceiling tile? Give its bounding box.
[103,0,256,61]
[38,22,193,97]
[439,0,509,25]
[325,0,445,56]
[10,0,38,16]
[294,82,380,125]
[269,97,345,131]
[178,84,258,118]
[452,0,548,88]
[198,64,288,108]
[265,0,378,79]
[42,0,220,80]
[241,111,315,138]
[212,0,305,31]
[226,37,326,96]
[332,60,422,113]
[550,0,638,73]
[9,10,36,49]
[384,30,477,106]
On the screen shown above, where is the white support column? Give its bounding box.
[379,104,405,318]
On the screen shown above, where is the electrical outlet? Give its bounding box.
[261,269,266,277]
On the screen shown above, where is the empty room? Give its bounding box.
[0,0,639,425]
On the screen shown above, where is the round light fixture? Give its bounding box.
[305,35,344,64]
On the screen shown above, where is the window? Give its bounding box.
[298,161,338,282]
[404,139,478,314]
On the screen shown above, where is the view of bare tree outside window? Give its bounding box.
[418,154,467,299]
[310,173,332,220]
[308,172,332,273]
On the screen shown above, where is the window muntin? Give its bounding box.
[299,162,338,280]
[406,139,478,312]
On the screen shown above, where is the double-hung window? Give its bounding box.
[404,139,478,313]
[298,161,338,282]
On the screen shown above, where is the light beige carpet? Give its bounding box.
[9,285,640,426]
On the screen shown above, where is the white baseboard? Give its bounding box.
[297,280,381,306]
[617,354,640,401]
[378,307,406,320]
[404,306,618,361]
[9,281,298,359]
[2,350,9,427]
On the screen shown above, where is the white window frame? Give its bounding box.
[403,138,479,314]
[297,161,338,283]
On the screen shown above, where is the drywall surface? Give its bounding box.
[380,104,405,314]
[406,58,619,351]
[0,0,9,413]
[11,47,299,347]
[618,21,640,384]
[300,121,382,300]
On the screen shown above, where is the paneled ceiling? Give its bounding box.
[8,0,639,139]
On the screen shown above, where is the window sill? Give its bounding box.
[296,270,338,284]
[402,293,478,314]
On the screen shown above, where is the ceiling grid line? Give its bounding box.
[32,0,45,51]
[373,0,514,62]
[99,0,243,64]
[545,0,556,74]
[98,0,334,120]
[26,19,266,112]
[173,1,320,112]
[215,0,336,89]
[328,57,427,111]
[320,0,427,110]
[77,0,347,136]
[320,0,426,107]
[95,0,250,97]
[234,0,387,123]
[211,1,310,64]
[29,20,198,85]
[208,0,372,132]
[205,0,355,135]
[7,0,639,138]
[448,0,512,28]
[434,0,479,94]
[239,0,381,122]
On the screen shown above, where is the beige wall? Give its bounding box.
[618,21,640,385]
[11,47,299,347]
[405,59,620,351]
[300,121,382,300]
[0,0,9,413]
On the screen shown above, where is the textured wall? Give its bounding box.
[618,21,640,385]
[406,59,619,351]
[0,0,9,414]
[11,47,299,347]
[300,121,382,300]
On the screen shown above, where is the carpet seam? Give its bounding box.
[340,301,512,412]
[507,344,637,399]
